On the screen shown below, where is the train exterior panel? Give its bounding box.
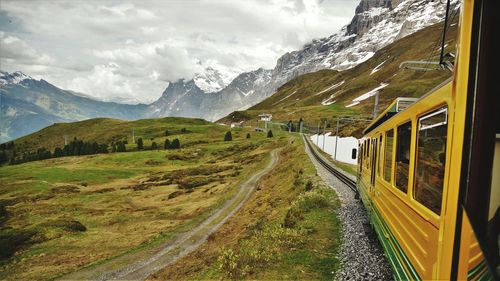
[355,0,498,280]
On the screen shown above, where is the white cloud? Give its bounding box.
[0,32,53,65]
[0,0,359,103]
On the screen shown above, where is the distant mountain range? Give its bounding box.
[0,71,147,142]
[0,0,456,142]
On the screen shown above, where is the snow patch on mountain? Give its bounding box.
[0,71,33,85]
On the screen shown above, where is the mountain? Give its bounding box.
[0,72,148,142]
[149,68,272,121]
[151,0,456,121]
[219,14,458,137]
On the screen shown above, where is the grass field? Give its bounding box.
[148,134,342,280]
[0,119,286,280]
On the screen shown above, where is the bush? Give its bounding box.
[137,138,144,150]
[171,138,181,149]
[246,133,251,139]
[305,180,313,191]
[165,129,170,136]
[267,130,273,138]
[224,131,232,141]
[151,141,158,150]
[164,138,171,149]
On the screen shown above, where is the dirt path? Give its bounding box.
[60,148,280,281]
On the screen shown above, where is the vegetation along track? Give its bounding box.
[60,148,280,281]
[303,135,357,193]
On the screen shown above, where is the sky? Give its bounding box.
[0,0,358,104]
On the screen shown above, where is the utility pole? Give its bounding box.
[299,119,304,134]
[334,117,339,160]
[373,91,380,119]
[132,128,135,144]
[64,135,67,146]
[322,120,327,151]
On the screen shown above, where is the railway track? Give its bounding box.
[303,135,358,194]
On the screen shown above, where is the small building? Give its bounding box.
[230,122,244,128]
[258,113,272,122]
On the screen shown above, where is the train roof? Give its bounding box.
[362,97,418,135]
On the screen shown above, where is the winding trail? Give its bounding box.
[61,148,280,281]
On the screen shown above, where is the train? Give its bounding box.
[355,0,498,280]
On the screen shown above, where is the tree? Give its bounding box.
[54,147,63,158]
[0,151,8,164]
[171,138,181,149]
[267,130,273,138]
[165,129,170,136]
[224,131,232,141]
[246,133,251,139]
[164,138,171,149]
[117,141,126,152]
[151,141,158,150]
[137,138,144,150]
[181,128,187,133]
[112,143,117,153]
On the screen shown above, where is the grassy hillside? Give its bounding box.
[7,117,217,155]
[220,19,458,137]
[149,134,342,280]
[0,117,284,280]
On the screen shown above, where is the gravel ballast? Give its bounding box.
[304,141,393,280]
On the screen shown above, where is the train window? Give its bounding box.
[414,107,448,214]
[384,129,394,183]
[395,122,412,193]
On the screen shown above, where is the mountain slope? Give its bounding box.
[0,74,148,142]
[151,0,457,121]
[219,15,458,137]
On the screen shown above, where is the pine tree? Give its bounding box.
[151,141,158,150]
[165,129,170,136]
[171,138,180,149]
[54,147,63,158]
[224,131,232,141]
[137,138,144,150]
[117,141,126,152]
[267,130,273,138]
[246,133,251,139]
[112,143,117,152]
[164,139,171,149]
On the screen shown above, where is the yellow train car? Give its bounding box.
[356,0,498,280]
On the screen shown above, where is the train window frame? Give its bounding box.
[413,106,449,215]
[395,121,412,194]
[378,135,383,177]
[383,129,394,184]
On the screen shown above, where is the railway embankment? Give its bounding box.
[304,136,393,280]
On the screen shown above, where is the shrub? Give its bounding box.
[246,133,251,139]
[171,138,181,149]
[137,138,144,150]
[224,131,232,141]
[164,138,171,149]
[165,129,170,136]
[305,180,313,191]
[151,141,158,150]
[267,130,273,138]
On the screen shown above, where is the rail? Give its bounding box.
[303,134,358,194]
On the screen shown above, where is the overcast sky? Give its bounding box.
[0,0,358,103]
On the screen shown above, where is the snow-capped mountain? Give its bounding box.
[150,0,457,121]
[193,67,232,93]
[0,71,147,142]
[148,68,272,120]
[269,0,457,88]
[0,71,33,85]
